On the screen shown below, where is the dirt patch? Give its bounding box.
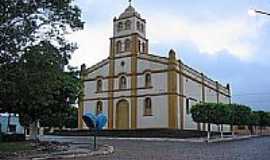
[0,141,69,160]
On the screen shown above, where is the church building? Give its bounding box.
[78,3,232,132]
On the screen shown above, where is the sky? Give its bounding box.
[68,0,270,111]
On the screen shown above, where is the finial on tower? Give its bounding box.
[128,0,132,6]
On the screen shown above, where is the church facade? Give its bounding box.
[78,4,231,132]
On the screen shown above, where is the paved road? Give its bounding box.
[41,136,270,160]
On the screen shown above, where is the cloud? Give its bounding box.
[67,23,111,68]
[147,13,264,61]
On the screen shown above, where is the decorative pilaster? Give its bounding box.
[108,39,115,129]
[78,64,86,129]
[145,39,149,54]
[216,81,220,103]
[178,60,184,130]
[227,84,232,104]
[130,34,139,128]
[201,73,206,131]
[167,49,178,128]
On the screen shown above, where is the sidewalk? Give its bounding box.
[31,145,114,160]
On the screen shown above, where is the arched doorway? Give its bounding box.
[116,99,129,129]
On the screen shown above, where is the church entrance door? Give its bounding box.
[116,100,129,129]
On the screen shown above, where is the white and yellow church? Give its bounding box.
[78,3,232,132]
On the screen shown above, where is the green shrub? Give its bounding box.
[1,134,25,142]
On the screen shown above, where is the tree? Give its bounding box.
[17,42,83,139]
[255,111,270,135]
[0,0,83,64]
[65,107,78,129]
[16,42,67,139]
[228,104,252,136]
[39,69,80,130]
[211,103,230,138]
[191,103,217,141]
[40,106,78,130]
[0,63,21,132]
[0,0,83,140]
[268,112,270,127]
[248,111,260,135]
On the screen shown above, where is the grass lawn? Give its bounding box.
[0,142,32,153]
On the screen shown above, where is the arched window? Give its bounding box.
[116,41,122,53]
[125,20,131,30]
[124,39,131,51]
[119,76,127,89]
[186,98,190,115]
[96,101,103,115]
[145,73,151,88]
[141,24,144,32]
[117,22,123,32]
[97,79,102,92]
[144,98,152,116]
[136,21,140,30]
[142,43,146,53]
[138,40,141,52]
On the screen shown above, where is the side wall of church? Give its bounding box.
[204,86,219,132]
[219,93,231,132]
[181,64,231,132]
[182,76,202,130]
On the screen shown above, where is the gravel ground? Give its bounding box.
[43,136,270,160]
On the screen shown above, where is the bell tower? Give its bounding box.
[110,1,149,57]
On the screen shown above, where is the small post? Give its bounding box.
[94,128,97,150]
[83,113,107,151]
[90,128,97,150]
[207,123,211,142]
[221,124,224,139]
[0,126,2,142]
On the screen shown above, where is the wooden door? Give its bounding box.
[116,100,129,129]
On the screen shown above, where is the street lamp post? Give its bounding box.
[248,9,270,17]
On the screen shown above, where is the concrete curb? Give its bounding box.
[41,135,262,144]
[99,137,206,143]
[40,135,207,143]
[208,135,259,143]
[31,145,114,160]
[98,135,261,143]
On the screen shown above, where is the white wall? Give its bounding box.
[137,96,168,128]
[205,87,218,103]
[136,58,169,128]
[114,17,146,38]
[114,57,131,75]
[137,58,167,73]
[183,76,202,130]
[86,63,109,79]
[137,73,167,95]
[84,79,108,99]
